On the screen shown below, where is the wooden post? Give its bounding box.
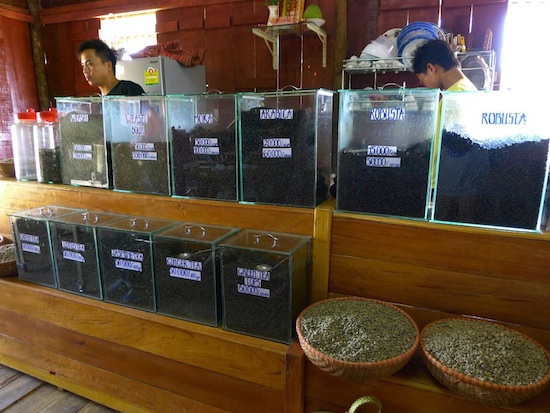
[27,0,50,110]
[333,0,347,91]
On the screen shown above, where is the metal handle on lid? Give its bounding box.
[253,233,278,248]
[184,224,206,237]
[130,217,149,230]
[82,211,99,224]
[39,206,53,217]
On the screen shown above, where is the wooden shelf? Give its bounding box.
[0,178,549,412]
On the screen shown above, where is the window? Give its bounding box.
[99,11,157,57]
[500,0,549,91]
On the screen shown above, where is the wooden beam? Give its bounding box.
[333,0,347,91]
[0,3,32,22]
[27,0,50,111]
[39,0,253,25]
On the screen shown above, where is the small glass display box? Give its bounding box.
[106,96,170,195]
[153,223,239,326]
[56,97,111,188]
[8,205,84,287]
[220,230,310,344]
[97,216,176,311]
[337,88,439,219]
[167,93,239,201]
[433,90,550,232]
[238,89,334,207]
[49,210,127,299]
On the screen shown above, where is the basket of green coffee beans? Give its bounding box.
[296,296,419,381]
[0,236,16,277]
[421,317,550,406]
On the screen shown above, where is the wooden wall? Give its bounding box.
[39,0,337,98]
[0,0,508,114]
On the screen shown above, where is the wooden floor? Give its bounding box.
[0,364,118,413]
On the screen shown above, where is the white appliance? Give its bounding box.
[116,56,206,95]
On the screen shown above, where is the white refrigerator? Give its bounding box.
[116,56,206,95]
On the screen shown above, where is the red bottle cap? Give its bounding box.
[14,108,37,121]
[37,110,58,123]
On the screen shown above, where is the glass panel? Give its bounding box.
[433,90,550,232]
[238,89,334,208]
[105,96,170,195]
[337,88,439,219]
[167,94,238,201]
[56,97,110,188]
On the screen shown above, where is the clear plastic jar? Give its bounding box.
[11,109,37,181]
[34,109,61,183]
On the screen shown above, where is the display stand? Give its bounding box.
[341,50,496,90]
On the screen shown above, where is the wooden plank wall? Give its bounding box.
[39,0,337,98]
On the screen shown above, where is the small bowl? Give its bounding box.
[306,18,325,27]
[361,42,393,59]
[372,34,398,56]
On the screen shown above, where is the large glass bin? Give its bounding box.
[97,216,176,311]
[153,223,239,326]
[49,211,127,299]
[238,89,334,207]
[220,230,310,344]
[433,91,550,232]
[167,93,238,201]
[106,96,170,195]
[8,206,85,287]
[56,97,111,188]
[337,88,439,219]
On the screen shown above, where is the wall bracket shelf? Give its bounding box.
[252,22,327,71]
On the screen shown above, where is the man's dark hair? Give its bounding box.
[412,39,460,74]
[77,39,118,73]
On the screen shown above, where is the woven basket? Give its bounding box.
[421,318,550,406]
[296,297,419,381]
[0,243,17,277]
[0,159,15,177]
[0,259,17,277]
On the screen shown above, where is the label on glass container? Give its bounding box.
[73,144,93,160]
[259,108,294,120]
[367,145,397,156]
[369,107,405,121]
[262,138,292,159]
[70,113,89,123]
[194,137,220,155]
[61,240,85,263]
[194,113,214,124]
[366,156,401,168]
[166,256,202,281]
[111,249,143,272]
[20,233,41,254]
[132,142,157,161]
[236,266,270,298]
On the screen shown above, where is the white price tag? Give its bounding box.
[366,156,401,168]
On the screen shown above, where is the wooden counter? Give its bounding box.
[0,178,549,412]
